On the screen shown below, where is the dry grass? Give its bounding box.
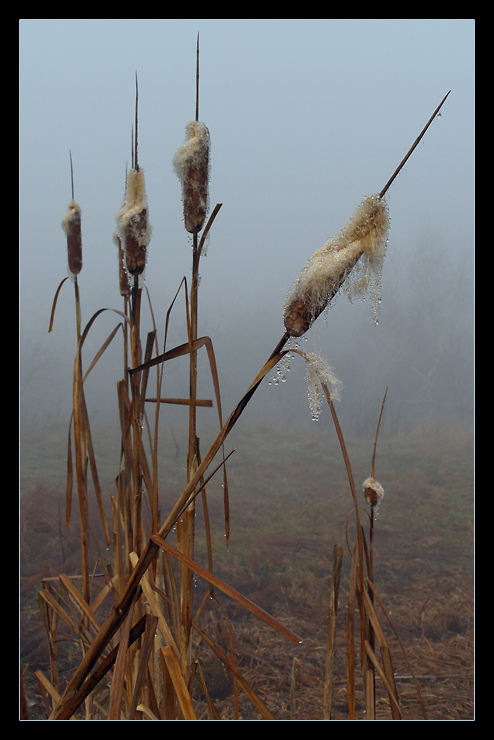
[21,423,473,720]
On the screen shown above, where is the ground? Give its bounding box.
[20,419,474,720]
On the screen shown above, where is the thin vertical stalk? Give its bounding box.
[323,544,343,719]
[178,35,202,677]
[379,91,450,198]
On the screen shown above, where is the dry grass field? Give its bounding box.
[20,419,473,720]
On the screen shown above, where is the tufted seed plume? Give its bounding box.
[363,476,384,511]
[61,200,83,279]
[284,194,390,337]
[116,167,152,277]
[173,120,210,234]
[305,352,342,421]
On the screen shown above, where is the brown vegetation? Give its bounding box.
[20,44,468,720]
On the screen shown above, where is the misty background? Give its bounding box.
[19,19,474,450]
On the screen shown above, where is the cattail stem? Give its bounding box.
[69,150,75,201]
[134,72,139,170]
[175,35,205,677]
[195,33,200,122]
[371,386,388,479]
[379,90,450,198]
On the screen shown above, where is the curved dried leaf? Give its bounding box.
[48,277,69,333]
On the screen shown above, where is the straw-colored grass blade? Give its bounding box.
[151,534,302,645]
[363,586,402,720]
[160,646,198,720]
[346,543,359,720]
[363,640,401,719]
[128,551,178,651]
[35,670,64,716]
[192,660,223,720]
[38,585,80,638]
[367,578,427,719]
[135,704,160,720]
[58,574,101,632]
[108,588,141,719]
[128,614,159,719]
[193,623,277,720]
[323,544,343,720]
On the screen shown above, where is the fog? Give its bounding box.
[19,19,474,443]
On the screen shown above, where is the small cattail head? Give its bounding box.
[61,200,82,278]
[116,167,151,276]
[173,121,210,234]
[283,194,389,337]
[363,476,384,509]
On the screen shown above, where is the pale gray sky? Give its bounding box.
[19,19,474,428]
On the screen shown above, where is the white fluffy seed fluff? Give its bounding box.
[61,200,81,233]
[173,121,210,233]
[173,121,210,178]
[284,194,390,337]
[305,352,342,421]
[116,167,152,276]
[363,476,385,509]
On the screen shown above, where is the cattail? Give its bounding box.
[113,229,131,297]
[363,476,384,510]
[116,167,151,277]
[283,194,390,337]
[173,121,210,234]
[61,200,82,279]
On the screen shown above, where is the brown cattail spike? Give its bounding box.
[173,121,210,234]
[62,200,82,278]
[116,167,152,276]
[61,151,82,278]
[284,194,389,337]
[113,230,131,296]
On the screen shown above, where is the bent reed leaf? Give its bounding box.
[152,534,302,645]
[48,277,69,332]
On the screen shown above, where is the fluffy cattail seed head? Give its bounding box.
[173,121,210,234]
[284,194,389,337]
[363,476,384,509]
[61,200,82,278]
[116,167,151,276]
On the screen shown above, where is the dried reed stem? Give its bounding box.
[379,90,451,198]
[170,36,212,679]
[323,544,343,719]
